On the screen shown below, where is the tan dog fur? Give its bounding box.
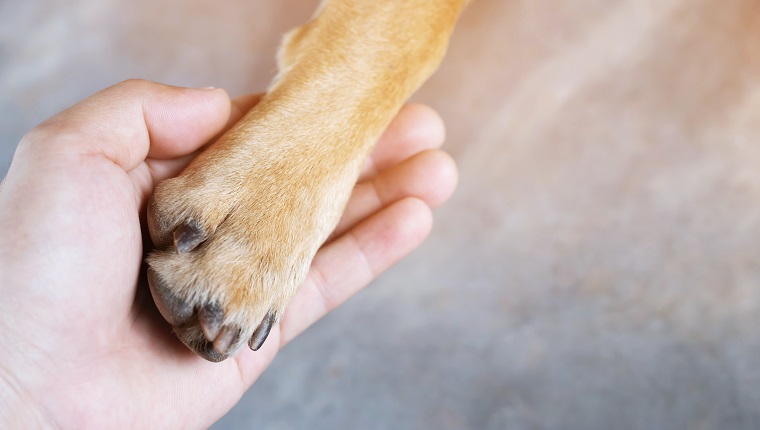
[146,0,469,361]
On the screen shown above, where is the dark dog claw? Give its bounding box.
[198,303,223,342]
[249,311,277,351]
[173,220,207,253]
[213,326,239,355]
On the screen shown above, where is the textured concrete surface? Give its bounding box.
[3,0,760,428]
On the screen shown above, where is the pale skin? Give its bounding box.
[0,80,457,428]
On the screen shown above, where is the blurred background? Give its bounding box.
[3,0,760,428]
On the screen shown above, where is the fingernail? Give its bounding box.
[200,86,217,90]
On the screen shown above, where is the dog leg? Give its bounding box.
[146,0,468,362]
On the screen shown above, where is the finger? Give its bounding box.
[278,197,433,346]
[17,79,232,171]
[140,153,198,187]
[332,149,457,238]
[144,93,265,183]
[358,104,446,181]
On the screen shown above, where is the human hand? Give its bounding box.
[0,80,457,428]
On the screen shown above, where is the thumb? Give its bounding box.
[15,79,231,172]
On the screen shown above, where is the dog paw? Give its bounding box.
[145,122,355,362]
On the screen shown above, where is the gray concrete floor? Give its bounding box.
[3,0,760,428]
